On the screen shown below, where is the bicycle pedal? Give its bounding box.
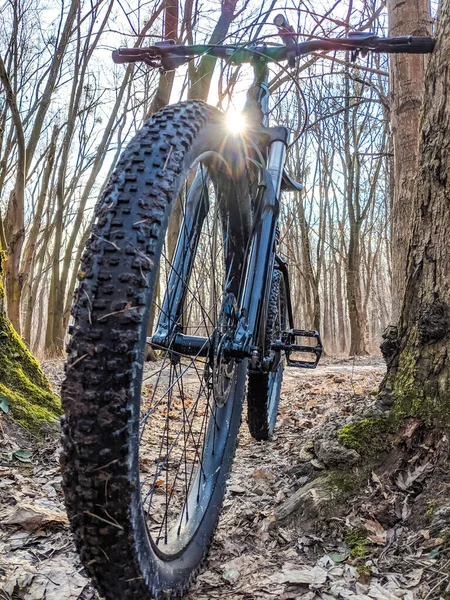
[273,329,323,369]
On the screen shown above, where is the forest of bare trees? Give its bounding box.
[3,1,450,599]
[0,0,405,358]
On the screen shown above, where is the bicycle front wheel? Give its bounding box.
[61,101,252,599]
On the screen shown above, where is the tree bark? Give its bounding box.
[388,0,431,320]
[22,126,58,345]
[0,53,26,332]
[343,69,367,356]
[380,0,450,423]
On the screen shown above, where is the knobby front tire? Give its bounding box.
[61,101,252,599]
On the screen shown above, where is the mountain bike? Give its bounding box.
[61,17,434,600]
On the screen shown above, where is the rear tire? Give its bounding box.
[247,268,287,440]
[61,101,252,599]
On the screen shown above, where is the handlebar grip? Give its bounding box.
[274,14,297,67]
[112,50,128,64]
[274,14,296,39]
[112,49,147,64]
[404,37,435,53]
[377,36,435,53]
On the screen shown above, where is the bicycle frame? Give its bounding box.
[150,57,294,372]
[139,20,434,371]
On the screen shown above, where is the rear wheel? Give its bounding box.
[247,268,287,440]
[61,101,252,599]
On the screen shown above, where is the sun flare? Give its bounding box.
[225,109,246,134]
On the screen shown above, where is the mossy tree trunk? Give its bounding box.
[380,0,450,424]
[0,244,61,430]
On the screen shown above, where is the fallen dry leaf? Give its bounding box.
[2,555,88,600]
[252,468,275,481]
[279,563,328,587]
[402,568,424,588]
[422,537,444,549]
[395,463,433,491]
[222,568,240,584]
[371,471,382,486]
[364,519,387,545]
[4,503,68,531]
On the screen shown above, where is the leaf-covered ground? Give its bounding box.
[1,358,449,600]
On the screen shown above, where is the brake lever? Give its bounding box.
[274,14,298,68]
[160,55,189,71]
[112,41,189,71]
[347,31,378,62]
[152,41,187,71]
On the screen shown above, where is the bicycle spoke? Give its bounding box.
[138,162,241,555]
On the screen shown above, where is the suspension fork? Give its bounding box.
[231,129,290,360]
[149,131,290,362]
[229,57,292,359]
[151,168,210,355]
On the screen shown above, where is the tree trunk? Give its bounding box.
[298,193,315,327]
[343,93,367,355]
[347,220,367,356]
[335,256,346,353]
[1,0,77,333]
[22,126,58,345]
[24,0,78,174]
[380,0,450,423]
[388,0,431,320]
[0,53,26,333]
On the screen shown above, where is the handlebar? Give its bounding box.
[113,30,435,71]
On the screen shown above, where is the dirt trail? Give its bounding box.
[284,356,385,378]
[1,358,449,600]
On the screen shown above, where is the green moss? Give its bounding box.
[350,545,369,559]
[0,313,61,430]
[357,565,372,576]
[339,335,450,457]
[426,500,438,521]
[338,417,391,454]
[386,325,450,428]
[345,529,371,559]
[326,470,364,496]
[341,320,450,457]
